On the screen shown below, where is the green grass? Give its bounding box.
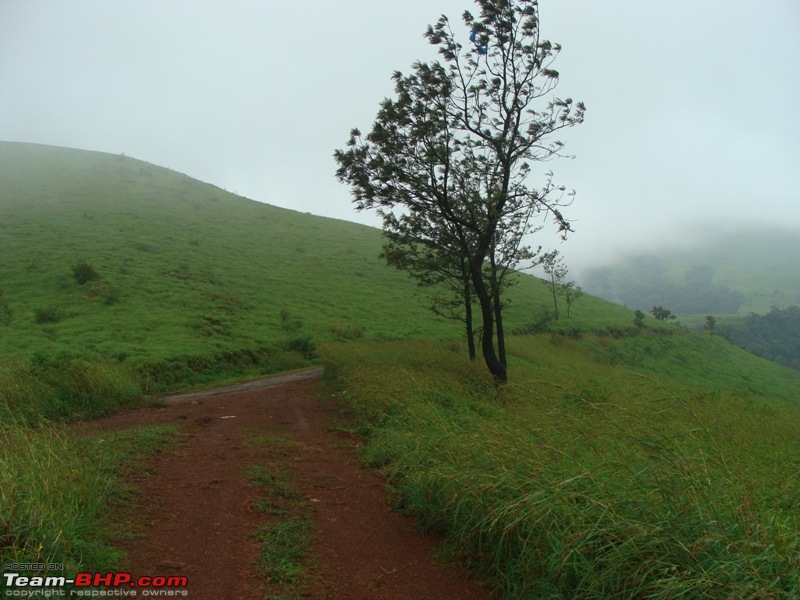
[321,333,800,598]
[0,357,178,578]
[255,518,313,586]
[0,416,179,577]
[0,141,633,395]
[245,464,303,514]
[244,435,313,594]
[0,355,143,425]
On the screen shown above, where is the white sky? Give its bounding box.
[1,0,799,272]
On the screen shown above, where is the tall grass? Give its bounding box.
[0,356,141,425]
[0,357,178,576]
[321,336,800,598]
[0,406,178,576]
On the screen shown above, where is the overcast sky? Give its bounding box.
[2,0,799,273]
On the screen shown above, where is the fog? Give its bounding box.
[1,0,798,273]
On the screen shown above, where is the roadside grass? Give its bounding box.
[0,410,178,577]
[0,352,179,577]
[0,356,142,426]
[321,333,800,598]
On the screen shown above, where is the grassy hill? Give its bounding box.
[3,141,800,597]
[0,141,632,386]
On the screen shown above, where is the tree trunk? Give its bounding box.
[489,251,506,368]
[469,259,506,383]
[464,284,476,361]
[550,274,560,319]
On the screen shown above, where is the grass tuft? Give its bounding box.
[0,413,178,577]
[254,518,312,586]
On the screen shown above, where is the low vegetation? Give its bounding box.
[0,354,178,577]
[0,410,178,577]
[245,435,313,596]
[322,333,800,598]
[2,142,799,596]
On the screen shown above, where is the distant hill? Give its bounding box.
[0,142,633,377]
[581,227,800,316]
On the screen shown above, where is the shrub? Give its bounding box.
[279,309,303,333]
[329,323,364,341]
[0,302,12,326]
[72,261,100,285]
[103,289,121,306]
[34,306,65,324]
[281,337,316,360]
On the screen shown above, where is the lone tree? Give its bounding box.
[335,0,584,382]
[651,306,677,321]
[540,249,568,319]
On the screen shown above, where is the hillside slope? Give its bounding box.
[0,142,633,372]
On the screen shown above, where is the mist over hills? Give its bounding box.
[579,226,800,316]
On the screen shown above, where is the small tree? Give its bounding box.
[705,315,717,333]
[563,282,584,319]
[540,250,568,319]
[634,309,646,329]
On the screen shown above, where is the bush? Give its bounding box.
[0,302,12,326]
[103,289,121,306]
[329,323,364,341]
[72,261,100,285]
[34,306,65,324]
[281,337,316,360]
[279,309,303,333]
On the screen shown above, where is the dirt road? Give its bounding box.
[81,368,492,599]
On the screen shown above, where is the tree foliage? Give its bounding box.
[650,306,677,321]
[721,306,800,371]
[335,0,584,382]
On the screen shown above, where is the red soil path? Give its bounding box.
[79,369,493,599]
